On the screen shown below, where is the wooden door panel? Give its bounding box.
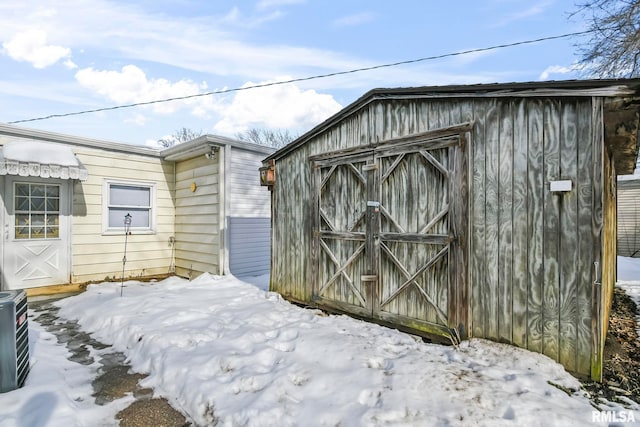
[314,158,370,313]
[379,241,448,324]
[311,129,468,341]
[376,147,452,331]
[319,238,367,308]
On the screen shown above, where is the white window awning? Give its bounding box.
[0,141,88,181]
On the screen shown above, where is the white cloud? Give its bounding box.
[257,0,304,10]
[63,59,77,69]
[492,1,552,27]
[145,137,166,149]
[213,78,342,135]
[2,29,72,68]
[333,12,375,27]
[219,6,283,29]
[0,2,365,82]
[125,113,147,126]
[75,65,218,115]
[539,64,576,80]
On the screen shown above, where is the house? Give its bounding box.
[261,78,640,381]
[0,123,273,292]
[617,158,640,257]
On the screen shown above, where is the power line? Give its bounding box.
[8,29,593,124]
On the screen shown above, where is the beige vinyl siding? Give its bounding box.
[71,146,175,283]
[174,154,220,278]
[617,179,640,257]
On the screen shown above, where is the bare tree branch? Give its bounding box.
[235,128,297,149]
[157,127,203,148]
[573,0,640,78]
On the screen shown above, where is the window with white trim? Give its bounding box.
[14,182,60,239]
[103,180,156,233]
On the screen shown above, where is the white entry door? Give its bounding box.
[4,177,70,289]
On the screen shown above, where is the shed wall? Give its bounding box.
[174,154,220,278]
[270,96,604,377]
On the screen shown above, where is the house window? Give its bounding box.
[14,183,60,239]
[103,180,156,233]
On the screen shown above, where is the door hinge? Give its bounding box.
[361,275,378,282]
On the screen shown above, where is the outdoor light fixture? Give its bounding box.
[205,146,219,160]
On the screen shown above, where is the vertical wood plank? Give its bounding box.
[484,99,500,340]
[459,101,473,337]
[512,99,529,348]
[558,101,579,372]
[470,100,486,337]
[449,139,457,329]
[576,99,594,376]
[591,98,604,381]
[417,102,428,134]
[428,101,440,132]
[367,156,378,315]
[527,99,545,353]
[498,100,514,344]
[542,99,561,362]
[299,150,310,301]
[449,132,469,336]
[310,161,320,299]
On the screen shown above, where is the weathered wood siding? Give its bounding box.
[174,154,220,278]
[272,148,311,301]
[271,96,605,378]
[71,146,174,283]
[227,147,271,276]
[617,179,640,257]
[595,148,617,380]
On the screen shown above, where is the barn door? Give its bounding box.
[311,131,468,341]
[375,138,465,340]
[311,153,375,317]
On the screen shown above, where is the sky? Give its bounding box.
[1,270,638,426]
[0,1,591,148]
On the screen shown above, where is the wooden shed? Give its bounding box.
[261,79,640,381]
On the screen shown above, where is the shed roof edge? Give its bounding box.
[264,78,640,163]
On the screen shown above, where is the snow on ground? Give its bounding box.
[46,275,640,425]
[2,272,639,426]
[0,310,131,427]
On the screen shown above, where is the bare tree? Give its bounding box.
[573,0,640,78]
[235,128,297,149]
[158,127,203,148]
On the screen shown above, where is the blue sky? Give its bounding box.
[0,1,589,147]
